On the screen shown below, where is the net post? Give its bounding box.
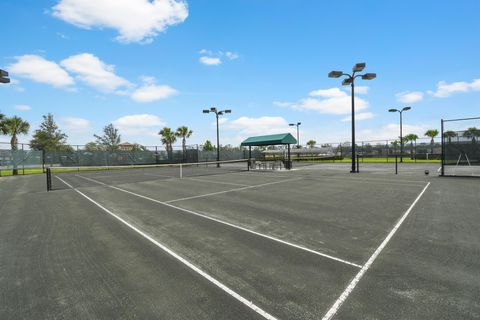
[180,163,183,179]
[395,155,398,174]
[46,167,52,191]
[356,154,360,173]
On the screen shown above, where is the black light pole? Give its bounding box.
[289,122,301,147]
[329,63,376,173]
[388,106,411,162]
[0,69,10,84]
[203,107,231,167]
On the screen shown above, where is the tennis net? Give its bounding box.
[46,159,249,191]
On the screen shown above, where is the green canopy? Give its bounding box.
[241,133,297,147]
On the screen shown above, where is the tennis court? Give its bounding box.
[1,161,479,319]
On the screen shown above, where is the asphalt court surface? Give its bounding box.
[1,162,479,319]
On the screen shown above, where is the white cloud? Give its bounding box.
[309,88,346,99]
[340,112,375,122]
[273,101,292,108]
[199,56,222,66]
[428,79,480,98]
[354,86,369,95]
[131,84,177,102]
[8,55,74,88]
[61,53,131,93]
[15,105,32,111]
[277,87,369,116]
[226,116,294,136]
[396,91,424,103]
[198,50,239,66]
[113,114,166,137]
[225,51,239,60]
[61,117,91,130]
[359,123,427,141]
[290,87,369,115]
[52,0,188,43]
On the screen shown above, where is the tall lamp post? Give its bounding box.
[0,69,10,84]
[388,106,411,162]
[203,107,231,167]
[289,122,301,147]
[328,63,376,173]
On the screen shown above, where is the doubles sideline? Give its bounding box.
[321,182,431,320]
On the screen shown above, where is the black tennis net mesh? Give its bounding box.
[47,159,249,191]
[442,117,480,177]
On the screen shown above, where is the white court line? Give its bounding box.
[165,178,301,203]
[185,177,249,187]
[321,182,431,320]
[55,176,279,320]
[318,176,427,187]
[77,174,362,268]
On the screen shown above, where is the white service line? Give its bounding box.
[165,178,302,203]
[321,182,431,320]
[77,174,362,268]
[185,177,249,187]
[55,176,279,320]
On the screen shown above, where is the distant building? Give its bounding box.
[118,142,135,151]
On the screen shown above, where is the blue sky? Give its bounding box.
[1,0,480,147]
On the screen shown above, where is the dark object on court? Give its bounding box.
[425,170,429,175]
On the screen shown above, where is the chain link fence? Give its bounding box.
[0,137,443,176]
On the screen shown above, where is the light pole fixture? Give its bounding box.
[329,62,376,173]
[289,122,301,147]
[388,106,411,163]
[0,69,10,84]
[203,107,231,167]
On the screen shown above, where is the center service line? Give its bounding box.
[55,176,279,320]
[76,174,362,268]
[321,182,431,320]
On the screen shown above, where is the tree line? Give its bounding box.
[1,111,479,173]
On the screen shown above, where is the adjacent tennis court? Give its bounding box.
[1,162,479,319]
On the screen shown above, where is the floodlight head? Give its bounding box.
[328,71,343,78]
[342,78,353,86]
[388,108,398,113]
[0,69,10,84]
[202,109,210,113]
[297,122,301,125]
[218,111,223,115]
[224,109,232,114]
[210,107,217,112]
[353,63,366,72]
[289,123,295,126]
[361,73,376,80]
[402,106,412,111]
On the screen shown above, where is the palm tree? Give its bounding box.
[444,130,457,143]
[462,127,480,143]
[404,133,419,158]
[158,127,177,161]
[424,129,439,154]
[1,116,30,175]
[306,140,316,148]
[175,126,193,161]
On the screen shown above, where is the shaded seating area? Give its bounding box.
[241,133,297,170]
